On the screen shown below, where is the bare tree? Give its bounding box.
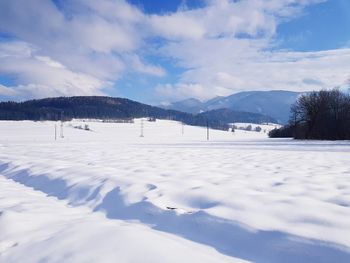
[288,89,350,140]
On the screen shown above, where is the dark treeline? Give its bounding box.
[198,108,276,124]
[0,96,231,130]
[0,96,276,130]
[269,89,350,140]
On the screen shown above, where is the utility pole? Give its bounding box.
[140,118,144,137]
[60,121,64,138]
[206,119,209,141]
[182,122,184,135]
[55,123,57,140]
[60,111,64,138]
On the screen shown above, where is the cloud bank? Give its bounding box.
[0,0,349,102]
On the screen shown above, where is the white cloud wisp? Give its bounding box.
[0,0,348,102]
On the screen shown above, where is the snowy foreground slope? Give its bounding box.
[1,120,350,263]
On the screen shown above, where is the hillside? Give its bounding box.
[0,96,276,129]
[198,108,276,124]
[2,96,226,127]
[163,90,302,123]
[162,98,204,114]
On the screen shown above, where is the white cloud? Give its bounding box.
[127,55,166,77]
[149,13,205,40]
[155,83,231,101]
[156,35,350,100]
[153,0,349,101]
[69,16,137,53]
[76,0,144,23]
[149,0,326,41]
[0,84,17,97]
[214,72,246,89]
[0,0,347,103]
[0,41,108,99]
[35,56,65,69]
[0,0,161,100]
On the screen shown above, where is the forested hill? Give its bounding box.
[0,96,229,129]
[198,108,276,124]
[0,96,277,130]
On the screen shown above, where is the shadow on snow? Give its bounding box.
[1,162,350,263]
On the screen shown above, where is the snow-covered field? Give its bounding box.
[1,119,350,263]
[232,122,281,133]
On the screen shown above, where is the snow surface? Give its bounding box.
[1,119,350,263]
[232,122,281,133]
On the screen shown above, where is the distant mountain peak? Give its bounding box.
[160,97,204,114]
[163,90,303,124]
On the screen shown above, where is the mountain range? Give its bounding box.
[162,90,302,124]
[0,96,275,130]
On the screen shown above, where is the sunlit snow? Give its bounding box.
[1,119,350,262]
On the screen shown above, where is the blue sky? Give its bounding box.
[277,0,350,51]
[128,0,206,14]
[0,0,350,104]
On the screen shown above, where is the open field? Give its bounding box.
[1,120,350,263]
